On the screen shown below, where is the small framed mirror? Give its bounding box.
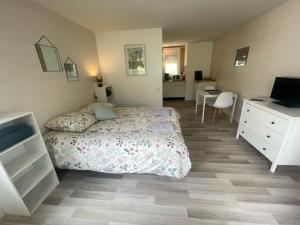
[64,57,79,81]
[35,35,63,72]
[234,46,250,67]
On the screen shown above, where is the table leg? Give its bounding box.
[202,96,206,123]
[270,163,277,173]
[230,95,237,123]
[195,92,199,114]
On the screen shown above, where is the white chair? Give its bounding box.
[204,85,216,91]
[209,92,234,122]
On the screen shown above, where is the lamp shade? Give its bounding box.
[96,76,102,82]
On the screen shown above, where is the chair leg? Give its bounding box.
[212,108,217,123]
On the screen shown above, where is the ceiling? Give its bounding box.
[33,0,287,44]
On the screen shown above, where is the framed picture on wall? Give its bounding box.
[234,46,250,67]
[64,57,79,81]
[35,35,63,72]
[124,44,146,76]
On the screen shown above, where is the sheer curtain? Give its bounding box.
[164,54,178,75]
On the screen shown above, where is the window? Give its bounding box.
[163,47,181,76]
[165,54,178,75]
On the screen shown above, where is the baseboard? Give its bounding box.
[163,97,185,100]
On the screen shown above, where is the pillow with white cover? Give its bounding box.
[45,112,97,132]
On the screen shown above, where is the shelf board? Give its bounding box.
[24,172,58,213]
[15,162,53,198]
[29,182,56,213]
[6,150,45,180]
[0,112,32,125]
[0,134,39,158]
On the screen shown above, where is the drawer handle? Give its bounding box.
[267,135,270,138]
[244,120,247,123]
[271,121,275,124]
[262,147,267,151]
[246,109,250,112]
[241,131,245,134]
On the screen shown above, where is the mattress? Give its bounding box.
[44,107,191,178]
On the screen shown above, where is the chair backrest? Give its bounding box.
[214,92,233,109]
[204,85,216,91]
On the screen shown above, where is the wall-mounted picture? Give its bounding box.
[124,44,146,76]
[234,46,250,67]
[64,57,79,81]
[35,35,63,72]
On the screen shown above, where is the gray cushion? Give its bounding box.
[90,104,118,121]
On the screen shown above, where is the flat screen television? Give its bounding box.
[271,77,300,107]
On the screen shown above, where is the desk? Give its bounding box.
[195,90,237,123]
[194,80,217,100]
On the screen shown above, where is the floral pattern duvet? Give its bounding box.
[44,107,191,178]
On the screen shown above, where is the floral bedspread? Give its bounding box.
[44,107,191,178]
[86,115,182,134]
[114,107,180,120]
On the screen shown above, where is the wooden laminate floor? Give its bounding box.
[2,100,300,225]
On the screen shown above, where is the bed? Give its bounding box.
[43,106,191,178]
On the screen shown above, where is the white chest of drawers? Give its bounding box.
[236,99,300,172]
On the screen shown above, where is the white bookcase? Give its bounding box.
[0,112,59,216]
[93,85,113,103]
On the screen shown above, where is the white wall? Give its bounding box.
[185,42,213,100]
[96,28,163,107]
[211,0,300,121]
[0,0,100,133]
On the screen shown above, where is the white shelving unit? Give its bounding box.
[0,112,59,216]
[93,84,113,103]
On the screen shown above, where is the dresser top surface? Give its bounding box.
[245,98,300,118]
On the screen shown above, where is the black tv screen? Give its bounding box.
[271,77,300,107]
